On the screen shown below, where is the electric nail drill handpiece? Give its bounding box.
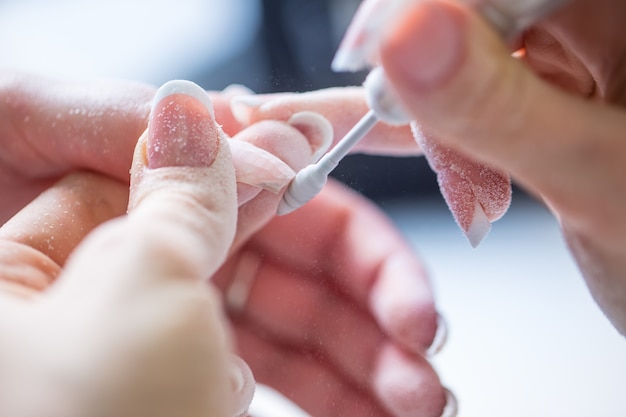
[277,0,571,216]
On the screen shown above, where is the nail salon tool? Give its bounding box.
[277,0,571,216]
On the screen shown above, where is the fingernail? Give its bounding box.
[441,388,459,417]
[236,185,262,207]
[332,0,408,72]
[432,159,492,247]
[382,1,465,91]
[426,314,448,357]
[465,200,491,248]
[230,95,266,126]
[229,139,296,194]
[287,111,333,163]
[228,355,255,417]
[147,80,219,169]
[221,84,256,98]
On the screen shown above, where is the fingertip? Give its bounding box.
[369,252,439,353]
[374,344,447,417]
[229,355,255,417]
[380,0,467,96]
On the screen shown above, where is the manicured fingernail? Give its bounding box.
[230,95,266,126]
[222,84,256,98]
[465,200,491,248]
[288,111,333,163]
[229,355,255,417]
[441,388,458,417]
[426,314,448,357]
[229,139,296,194]
[147,80,219,169]
[382,1,465,91]
[332,0,407,72]
[236,185,262,206]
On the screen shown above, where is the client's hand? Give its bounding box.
[0,80,243,417]
[214,179,449,417]
[0,71,449,417]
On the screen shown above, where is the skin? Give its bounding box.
[242,0,626,339]
[0,71,445,417]
[375,0,626,335]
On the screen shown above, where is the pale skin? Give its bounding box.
[0,72,445,417]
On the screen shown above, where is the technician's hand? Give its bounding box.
[0,81,246,417]
[372,0,626,334]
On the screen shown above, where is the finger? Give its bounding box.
[229,354,255,417]
[379,0,626,242]
[218,180,439,355]
[42,80,238,417]
[413,125,511,247]
[207,84,255,137]
[0,70,154,182]
[0,71,153,223]
[0,172,128,295]
[50,79,237,300]
[537,0,626,103]
[224,249,386,393]
[236,326,446,417]
[224,245,447,417]
[0,172,128,267]
[229,112,332,251]
[229,88,419,156]
[236,326,390,417]
[263,180,438,352]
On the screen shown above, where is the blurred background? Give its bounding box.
[1,1,624,417]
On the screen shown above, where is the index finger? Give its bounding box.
[241,179,438,353]
[0,70,154,182]
[231,87,420,156]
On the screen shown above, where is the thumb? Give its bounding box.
[126,79,237,278]
[48,78,237,299]
[380,0,626,239]
[14,81,240,417]
[54,78,238,309]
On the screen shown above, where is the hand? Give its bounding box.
[0,80,243,417]
[0,75,320,416]
[231,86,512,247]
[217,88,452,417]
[0,71,154,224]
[371,0,626,334]
[214,179,450,417]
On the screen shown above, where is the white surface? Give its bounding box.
[384,196,626,417]
[0,0,261,84]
